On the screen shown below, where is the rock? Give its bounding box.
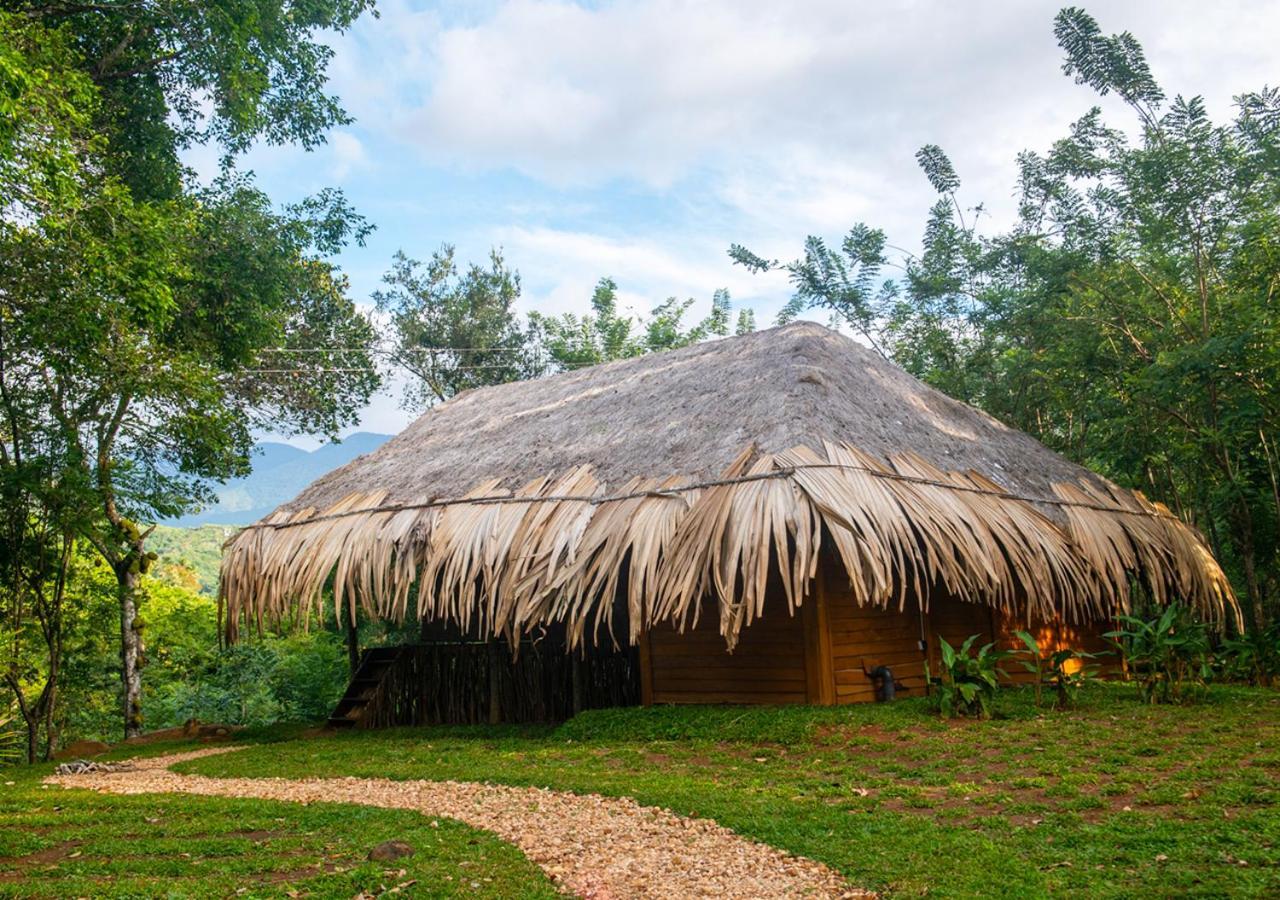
[53,740,109,760]
[368,840,415,862]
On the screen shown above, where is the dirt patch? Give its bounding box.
[228,828,288,842]
[0,840,85,881]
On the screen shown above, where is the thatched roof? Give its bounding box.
[220,322,1237,645]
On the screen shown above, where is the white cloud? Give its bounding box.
[329,132,370,181]
[493,224,791,320]
[346,0,1278,212]
[258,0,1280,445]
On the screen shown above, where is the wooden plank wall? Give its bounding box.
[821,555,929,704]
[646,592,809,705]
[930,595,1115,683]
[641,548,1117,708]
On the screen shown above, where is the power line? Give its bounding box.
[237,359,608,375]
[255,346,538,354]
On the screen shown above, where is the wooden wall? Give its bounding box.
[644,590,811,705]
[820,555,929,704]
[639,549,1116,707]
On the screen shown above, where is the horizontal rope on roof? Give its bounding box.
[219,440,1239,650]
[237,460,1178,532]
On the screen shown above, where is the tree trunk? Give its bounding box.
[4,675,37,765]
[1233,504,1267,632]
[117,566,144,739]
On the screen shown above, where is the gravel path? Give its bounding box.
[47,747,869,899]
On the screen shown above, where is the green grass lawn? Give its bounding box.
[4,684,1278,897]
[0,741,557,898]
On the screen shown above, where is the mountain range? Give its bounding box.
[169,432,392,527]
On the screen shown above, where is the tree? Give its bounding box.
[527,278,643,369]
[375,247,537,408]
[1,11,116,758]
[5,0,376,200]
[1,5,381,739]
[729,227,896,358]
[530,281,753,371]
[732,6,1280,629]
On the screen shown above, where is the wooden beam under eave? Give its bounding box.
[638,627,654,707]
[803,561,837,705]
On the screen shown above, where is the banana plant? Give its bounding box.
[1105,604,1210,703]
[930,634,1009,719]
[1013,631,1102,709]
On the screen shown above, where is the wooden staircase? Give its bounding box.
[326,646,404,729]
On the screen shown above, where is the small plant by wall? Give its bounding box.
[929,635,1009,719]
[1106,604,1211,703]
[1013,631,1103,709]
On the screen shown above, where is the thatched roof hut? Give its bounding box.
[221,322,1237,675]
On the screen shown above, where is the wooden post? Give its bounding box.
[486,638,503,724]
[571,653,584,716]
[920,598,935,694]
[637,629,654,707]
[346,612,360,676]
[803,557,836,705]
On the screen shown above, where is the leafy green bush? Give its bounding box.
[1106,604,1211,704]
[1013,631,1103,709]
[149,633,347,729]
[929,635,1009,719]
[0,708,21,766]
[1219,623,1280,687]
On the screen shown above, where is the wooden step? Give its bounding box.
[325,644,408,730]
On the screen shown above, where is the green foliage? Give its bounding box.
[729,225,894,355]
[528,277,642,369]
[1220,622,1280,687]
[143,582,347,729]
[13,0,377,200]
[1106,604,1212,703]
[1013,630,1102,709]
[930,634,1009,719]
[150,633,347,729]
[376,246,536,408]
[529,280,754,371]
[0,707,20,765]
[146,525,238,595]
[0,3,380,738]
[731,8,1280,629]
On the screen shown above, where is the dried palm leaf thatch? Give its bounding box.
[1052,481,1237,627]
[219,324,1240,646]
[220,440,1239,650]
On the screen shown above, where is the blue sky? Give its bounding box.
[188,0,1280,447]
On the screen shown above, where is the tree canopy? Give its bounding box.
[0,2,380,741]
[733,6,1280,628]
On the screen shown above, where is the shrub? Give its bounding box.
[929,634,1009,719]
[1105,604,1210,703]
[0,708,21,766]
[1219,623,1280,687]
[1013,631,1102,709]
[147,632,347,729]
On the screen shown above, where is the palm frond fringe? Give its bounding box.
[219,441,1239,647]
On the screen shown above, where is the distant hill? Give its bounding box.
[169,432,392,527]
[148,524,239,594]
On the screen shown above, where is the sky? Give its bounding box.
[193,0,1280,448]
